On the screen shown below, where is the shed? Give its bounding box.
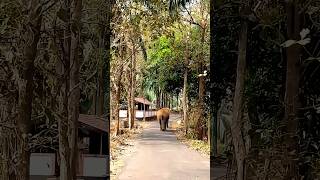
[78,114,108,155]
[119,97,156,119]
[30,114,109,180]
[134,97,152,110]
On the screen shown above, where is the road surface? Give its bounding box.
[117,113,210,180]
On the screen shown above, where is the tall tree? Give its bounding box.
[195,0,209,140]
[112,36,125,135]
[283,0,303,178]
[209,0,217,160]
[16,0,43,179]
[230,1,251,179]
[183,32,189,134]
[68,0,82,178]
[129,41,137,129]
[58,0,82,179]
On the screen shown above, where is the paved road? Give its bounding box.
[118,113,210,180]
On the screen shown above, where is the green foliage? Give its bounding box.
[144,35,184,95]
[212,1,320,178]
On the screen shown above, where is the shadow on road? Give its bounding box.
[117,120,210,180]
[163,129,176,133]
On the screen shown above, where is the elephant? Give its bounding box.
[156,108,170,131]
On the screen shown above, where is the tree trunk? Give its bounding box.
[164,93,167,107]
[160,90,163,108]
[115,42,124,135]
[16,1,42,179]
[176,93,179,110]
[68,0,82,177]
[168,94,170,108]
[126,44,131,125]
[210,0,219,160]
[196,14,207,140]
[164,92,166,107]
[284,1,303,178]
[97,64,104,116]
[97,23,105,116]
[164,91,166,108]
[128,44,136,129]
[126,60,132,128]
[139,35,148,61]
[183,43,189,134]
[89,89,96,114]
[127,77,132,127]
[165,93,167,107]
[196,75,205,140]
[143,103,146,121]
[162,93,164,107]
[59,0,82,179]
[104,0,113,157]
[59,0,72,178]
[156,88,160,109]
[231,19,248,180]
[163,92,165,108]
[164,92,165,107]
[114,71,123,135]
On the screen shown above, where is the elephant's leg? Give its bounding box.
[159,119,162,131]
[166,119,169,128]
[161,119,166,131]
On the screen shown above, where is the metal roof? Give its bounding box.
[78,114,108,133]
[134,97,152,105]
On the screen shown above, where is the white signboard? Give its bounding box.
[30,153,55,176]
[135,111,144,118]
[119,110,127,118]
[82,155,108,177]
